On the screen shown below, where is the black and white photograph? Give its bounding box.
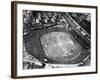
[23,10,91,69]
[11,1,97,78]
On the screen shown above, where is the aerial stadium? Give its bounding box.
[23,10,91,69]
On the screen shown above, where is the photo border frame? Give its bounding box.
[11,1,98,79]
